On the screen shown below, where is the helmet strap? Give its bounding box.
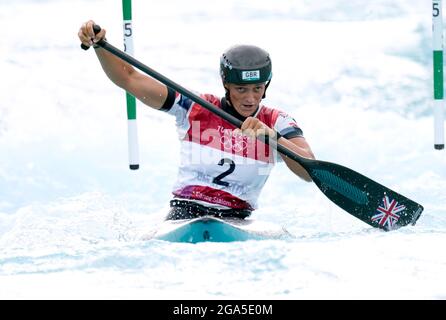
[262,80,271,99]
[224,84,232,105]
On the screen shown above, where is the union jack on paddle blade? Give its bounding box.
[371,195,406,231]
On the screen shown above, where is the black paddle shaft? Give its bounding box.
[84,25,424,231]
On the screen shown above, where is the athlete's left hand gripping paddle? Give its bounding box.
[81,24,102,50]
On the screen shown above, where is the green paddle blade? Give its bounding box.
[304,159,423,231]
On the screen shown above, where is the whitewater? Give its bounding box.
[0,0,445,299]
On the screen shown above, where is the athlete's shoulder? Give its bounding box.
[162,89,222,113]
[189,93,222,116]
[257,104,290,126]
[187,93,224,124]
[258,104,303,138]
[200,93,222,107]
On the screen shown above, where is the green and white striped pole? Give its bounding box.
[123,0,140,168]
[433,0,445,150]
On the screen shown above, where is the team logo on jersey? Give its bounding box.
[220,135,248,152]
[219,127,252,153]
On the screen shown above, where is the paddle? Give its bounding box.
[82,25,423,231]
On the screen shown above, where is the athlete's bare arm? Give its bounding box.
[277,136,314,182]
[239,117,315,182]
[78,20,168,109]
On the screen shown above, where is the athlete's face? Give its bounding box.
[225,83,266,117]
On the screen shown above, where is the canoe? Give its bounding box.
[152,216,290,243]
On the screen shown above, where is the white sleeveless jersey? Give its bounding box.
[161,91,303,210]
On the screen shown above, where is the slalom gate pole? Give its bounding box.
[433,0,445,150]
[123,0,140,168]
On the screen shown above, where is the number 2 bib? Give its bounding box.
[162,92,303,210]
